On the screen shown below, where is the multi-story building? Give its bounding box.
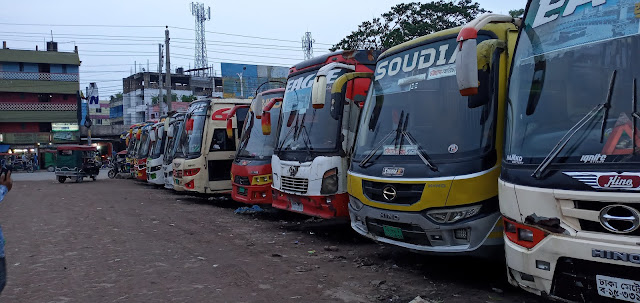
[109,93,124,125]
[0,41,81,153]
[122,71,223,125]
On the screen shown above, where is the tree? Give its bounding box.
[331,0,488,51]
[180,95,197,102]
[109,92,123,102]
[151,93,178,104]
[509,9,525,18]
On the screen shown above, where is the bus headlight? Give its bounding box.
[426,205,482,224]
[320,168,338,195]
[349,196,364,211]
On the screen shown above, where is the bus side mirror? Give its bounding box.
[149,129,157,142]
[467,39,505,109]
[261,112,271,135]
[456,28,479,96]
[330,72,374,120]
[259,97,282,119]
[226,105,250,138]
[311,75,328,109]
[226,119,233,138]
[455,13,514,96]
[311,62,356,109]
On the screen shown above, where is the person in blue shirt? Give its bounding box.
[0,169,12,293]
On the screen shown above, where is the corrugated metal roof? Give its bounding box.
[0,49,80,65]
[0,79,79,94]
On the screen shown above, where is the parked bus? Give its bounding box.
[135,123,154,181]
[347,23,515,255]
[228,88,284,204]
[455,1,640,301]
[163,113,185,190]
[271,50,380,218]
[173,99,251,194]
[146,121,166,185]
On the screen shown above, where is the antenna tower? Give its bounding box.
[301,32,314,60]
[191,2,211,76]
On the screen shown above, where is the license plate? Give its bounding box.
[291,201,304,212]
[383,225,404,240]
[238,187,247,194]
[175,179,180,185]
[597,275,640,302]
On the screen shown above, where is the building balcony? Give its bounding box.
[0,71,79,82]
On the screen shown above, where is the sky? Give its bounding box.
[0,0,526,97]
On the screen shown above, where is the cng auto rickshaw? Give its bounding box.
[55,145,100,183]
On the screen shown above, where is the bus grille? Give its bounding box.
[574,201,640,237]
[362,180,424,205]
[280,176,308,194]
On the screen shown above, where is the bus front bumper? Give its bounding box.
[272,189,349,219]
[504,232,640,301]
[232,183,272,205]
[349,200,503,254]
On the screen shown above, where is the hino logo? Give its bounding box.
[382,185,397,201]
[601,175,639,188]
[288,166,299,177]
[564,172,640,191]
[380,213,400,221]
[592,249,640,264]
[599,205,640,233]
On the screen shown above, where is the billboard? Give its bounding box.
[221,63,288,98]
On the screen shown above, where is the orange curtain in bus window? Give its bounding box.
[185,118,194,135]
[601,113,640,155]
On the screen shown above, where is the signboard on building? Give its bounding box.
[220,63,288,98]
[88,82,100,109]
[52,123,80,132]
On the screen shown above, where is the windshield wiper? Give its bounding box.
[531,70,617,179]
[402,114,438,172]
[359,111,406,167]
[359,112,438,171]
[298,124,314,159]
[600,70,617,143]
[277,113,298,154]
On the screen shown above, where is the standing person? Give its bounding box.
[0,169,12,293]
[32,154,38,171]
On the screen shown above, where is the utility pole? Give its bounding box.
[158,43,164,115]
[165,26,172,112]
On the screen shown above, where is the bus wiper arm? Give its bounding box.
[531,103,605,179]
[403,130,438,172]
[600,70,617,143]
[277,114,298,154]
[299,124,314,158]
[533,70,617,179]
[359,111,405,167]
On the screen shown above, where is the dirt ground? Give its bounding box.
[0,178,548,303]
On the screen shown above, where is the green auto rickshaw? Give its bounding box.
[55,145,100,183]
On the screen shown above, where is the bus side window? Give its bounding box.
[211,129,236,151]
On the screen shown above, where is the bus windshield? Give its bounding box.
[182,102,209,159]
[506,0,640,166]
[354,36,496,165]
[166,120,185,163]
[276,69,347,155]
[138,130,151,158]
[150,126,165,159]
[237,92,284,160]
